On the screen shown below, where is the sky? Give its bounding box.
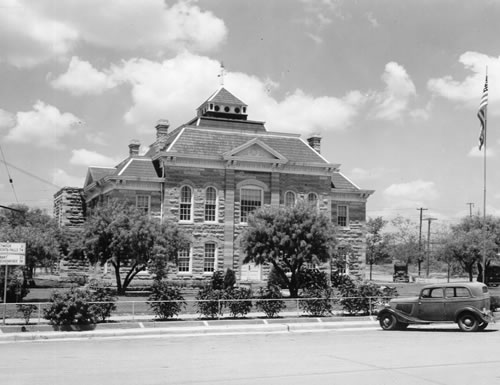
[0,0,499,228]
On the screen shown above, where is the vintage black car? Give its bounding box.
[378,282,493,332]
[393,263,409,283]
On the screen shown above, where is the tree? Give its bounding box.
[385,216,419,265]
[240,202,337,298]
[365,217,390,280]
[437,216,500,281]
[0,205,61,287]
[82,201,189,294]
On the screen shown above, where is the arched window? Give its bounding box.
[307,192,318,209]
[204,243,217,273]
[204,187,217,222]
[180,186,193,221]
[284,191,296,207]
[240,187,263,223]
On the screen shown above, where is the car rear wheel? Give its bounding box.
[379,313,398,330]
[457,313,479,332]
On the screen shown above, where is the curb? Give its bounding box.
[0,316,379,342]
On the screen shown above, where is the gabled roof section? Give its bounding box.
[116,157,160,178]
[223,138,287,163]
[84,167,115,187]
[331,172,360,191]
[162,127,328,164]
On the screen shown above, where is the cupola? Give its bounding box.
[197,87,248,120]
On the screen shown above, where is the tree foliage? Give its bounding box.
[82,200,189,294]
[240,202,337,298]
[436,216,500,281]
[384,216,419,265]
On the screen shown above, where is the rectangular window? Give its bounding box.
[337,205,348,227]
[204,243,216,273]
[240,188,262,223]
[136,195,150,214]
[178,248,191,273]
[180,186,192,221]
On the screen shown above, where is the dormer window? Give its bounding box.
[214,105,220,111]
[224,106,230,112]
[235,107,240,114]
[209,103,213,110]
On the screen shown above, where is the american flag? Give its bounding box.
[477,75,488,150]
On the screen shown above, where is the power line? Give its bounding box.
[0,143,18,203]
[0,158,61,189]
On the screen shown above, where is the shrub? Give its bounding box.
[223,268,237,289]
[196,287,225,319]
[0,268,29,303]
[267,266,288,289]
[43,288,97,326]
[299,268,330,290]
[338,279,382,315]
[225,287,253,318]
[89,287,118,322]
[148,281,186,319]
[16,304,38,325]
[299,287,333,316]
[256,286,286,318]
[211,271,225,290]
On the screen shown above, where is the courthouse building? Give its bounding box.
[56,86,373,284]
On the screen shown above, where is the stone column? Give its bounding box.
[223,169,235,270]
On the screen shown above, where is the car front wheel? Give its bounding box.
[457,313,479,332]
[379,313,399,330]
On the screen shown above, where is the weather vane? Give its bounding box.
[218,61,225,86]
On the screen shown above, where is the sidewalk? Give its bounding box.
[0,314,379,343]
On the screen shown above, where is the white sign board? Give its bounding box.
[0,242,26,265]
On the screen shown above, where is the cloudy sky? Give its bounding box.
[0,0,498,226]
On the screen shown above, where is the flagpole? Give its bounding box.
[482,102,487,284]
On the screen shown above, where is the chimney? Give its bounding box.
[307,134,322,154]
[155,119,170,141]
[128,139,140,157]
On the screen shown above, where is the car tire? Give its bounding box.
[457,313,479,332]
[478,322,488,330]
[379,313,398,330]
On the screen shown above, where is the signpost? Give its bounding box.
[1,242,26,325]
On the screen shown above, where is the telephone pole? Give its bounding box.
[466,202,474,218]
[424,217,437,277]
[417,208,428,276]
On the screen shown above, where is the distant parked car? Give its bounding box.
[393,263,409,283]
[377,282,493,332]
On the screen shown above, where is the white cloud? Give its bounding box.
[70,149,120,167]
[4,101,81,148]
[370,62,416,120]
[383,180,439,208]
[0,0,227,67]
[350,167,389,181]
[427,51,499,109]
[468,146,495,158]
[0,109,15,128]
[51,168,84,188]
[51,57,118,95]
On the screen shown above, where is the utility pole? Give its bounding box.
[466,202,474,218]
[417,208,428,276]
[424,217,437,277]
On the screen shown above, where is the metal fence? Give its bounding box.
[2,296,390,325]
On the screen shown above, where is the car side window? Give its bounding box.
[445,287,470,298]
[430,288,443,298]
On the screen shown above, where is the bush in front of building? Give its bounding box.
[255,286,286,318]
[225,287,253,318]
[334,273,382,315]
[196,287,226,319]
[43,287,117,326]
[299,287,334,316]
[88,286,118,323]
[148,281,186,319]
[0,267,29,303]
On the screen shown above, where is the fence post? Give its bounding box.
[369,297,372,316]
[296,298,299,317]
[218,299,221,320]
[38,303,41,323]
[132,301,135,321]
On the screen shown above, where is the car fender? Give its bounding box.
[454,307,493,323]
[377,307,430,325]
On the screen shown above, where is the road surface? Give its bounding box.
[1,324,499,385]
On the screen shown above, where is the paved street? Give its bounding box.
[1,324,500,385]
